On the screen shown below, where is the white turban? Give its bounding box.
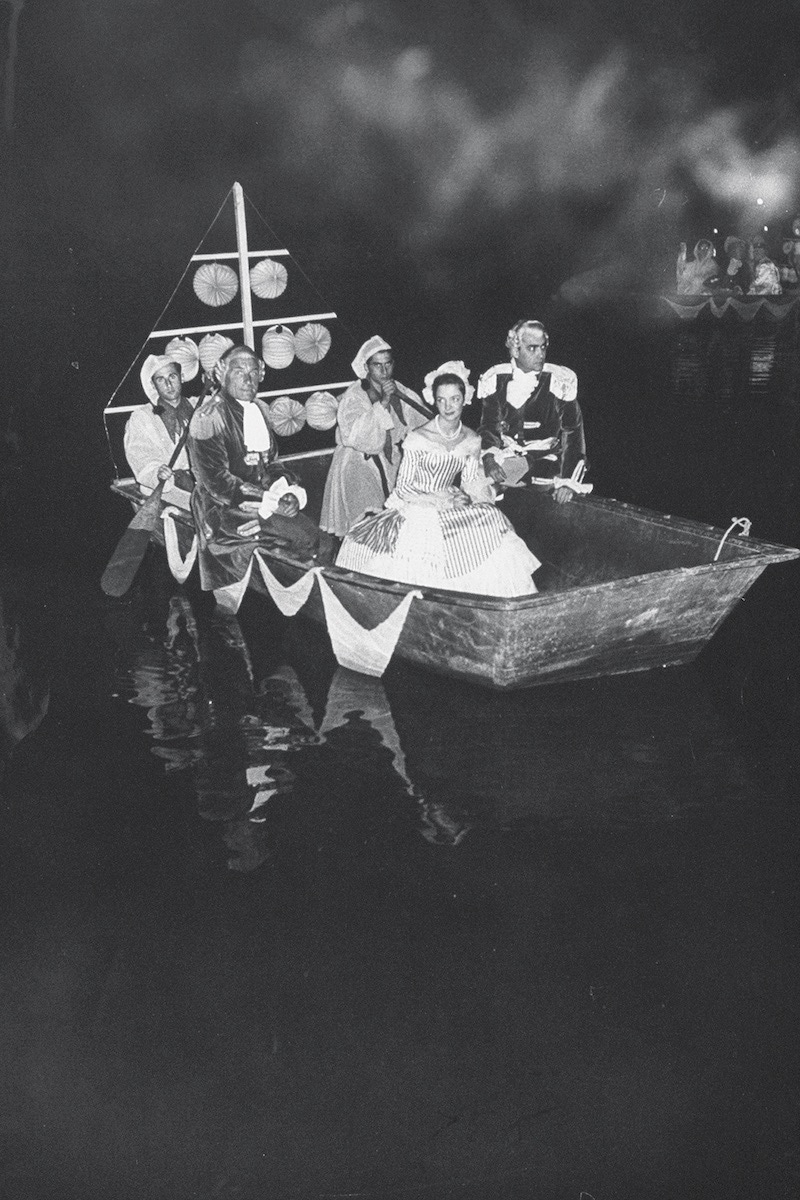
[422,360,474,407]
[140,354,181,404]
[351,335,392,379]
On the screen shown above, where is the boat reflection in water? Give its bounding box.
[109,587,758,869]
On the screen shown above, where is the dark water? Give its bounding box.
[2,308,800,1200]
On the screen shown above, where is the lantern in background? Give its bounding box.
[294,322,331,364]
[268,396,306,436]
[305,390,339,430]
[193,262,239,306]
[164,336,200,381]
[250,257,288,299]
[262,324,295,369]
[198,333,235,374]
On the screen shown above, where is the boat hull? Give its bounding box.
[662,292,800,321]
[110,451,799,690]
[248,549,768,690]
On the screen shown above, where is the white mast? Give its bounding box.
[233,182,255,350]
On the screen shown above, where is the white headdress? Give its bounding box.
[140,354,181,404]
[422,360,474,407]
[351,335,392,379]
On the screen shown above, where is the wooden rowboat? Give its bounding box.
[111,447,799,691]
[102,184,799,689]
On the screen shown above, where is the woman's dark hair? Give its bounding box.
[431,372,466,401]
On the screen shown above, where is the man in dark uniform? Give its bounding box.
[188,345,334,612]
[477,319,587,504]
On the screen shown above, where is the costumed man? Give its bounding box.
[676,238,720,295]
[722,236,751,294]
[188,345,334,613]
[748,236,782,296]
[320,335,429,537]
[477,319,587,504]
[780,216,800,289]
[124,355,197,509]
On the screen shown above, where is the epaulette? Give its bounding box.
[547,364,578,402]
[477,362,512,399]
[190,395,226,440]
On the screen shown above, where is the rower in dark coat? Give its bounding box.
[188,345,334,611]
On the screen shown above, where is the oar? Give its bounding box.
[100,415,194,598]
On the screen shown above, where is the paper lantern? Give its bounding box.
[268,396,306,437]
[294,322,331,364]
[261,324,295,369]
[164,336,200,381]
[198,333,235,373]
[250,257,288,299]
[193,262,239,306]
[305,390,339,431]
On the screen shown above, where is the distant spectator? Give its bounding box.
[722,236,751,294]
[779,217,800,289]
[748,236,782,296]
[676,239,719,295]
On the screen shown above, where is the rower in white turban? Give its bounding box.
[124,354,197,508]
[320,335,428,537]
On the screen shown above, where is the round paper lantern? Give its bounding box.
[294,322,331,364]
[268,396,306,437]
[261,324,295,369]
[250,257,288,299]
[193,262,239,306]
[198,333,235,373]
[164,336,200,381]
[305,390,339,431]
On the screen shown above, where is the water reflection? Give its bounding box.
[666,321,795,404]
[748,332,779,390]
[0,578,51,768]
[108,588,760,871]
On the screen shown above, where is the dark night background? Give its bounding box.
[2,0,800,559]
[2,5,800,1200]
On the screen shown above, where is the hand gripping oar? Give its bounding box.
[100,414,194,598]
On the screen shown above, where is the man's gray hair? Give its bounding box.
[505,319,549,357]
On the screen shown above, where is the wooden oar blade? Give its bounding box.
[100,485,165,597]
[100,526,157,596]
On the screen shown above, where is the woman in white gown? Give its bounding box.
[336,362,539,596]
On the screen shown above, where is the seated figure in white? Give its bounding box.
[336,362,539,596]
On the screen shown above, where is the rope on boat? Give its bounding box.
[713,517,752,562]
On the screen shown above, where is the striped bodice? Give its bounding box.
[343,442,514,579]
[393,445,477,501]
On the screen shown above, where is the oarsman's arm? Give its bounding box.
[337,386,394,454]
[124,405,193,504]
[124,407,177,491]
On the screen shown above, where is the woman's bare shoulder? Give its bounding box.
[458,428,481,451]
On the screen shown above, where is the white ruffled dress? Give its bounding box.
[336,430,539,596]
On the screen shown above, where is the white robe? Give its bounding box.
[123,403,194,509]
[320,380,428,537]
